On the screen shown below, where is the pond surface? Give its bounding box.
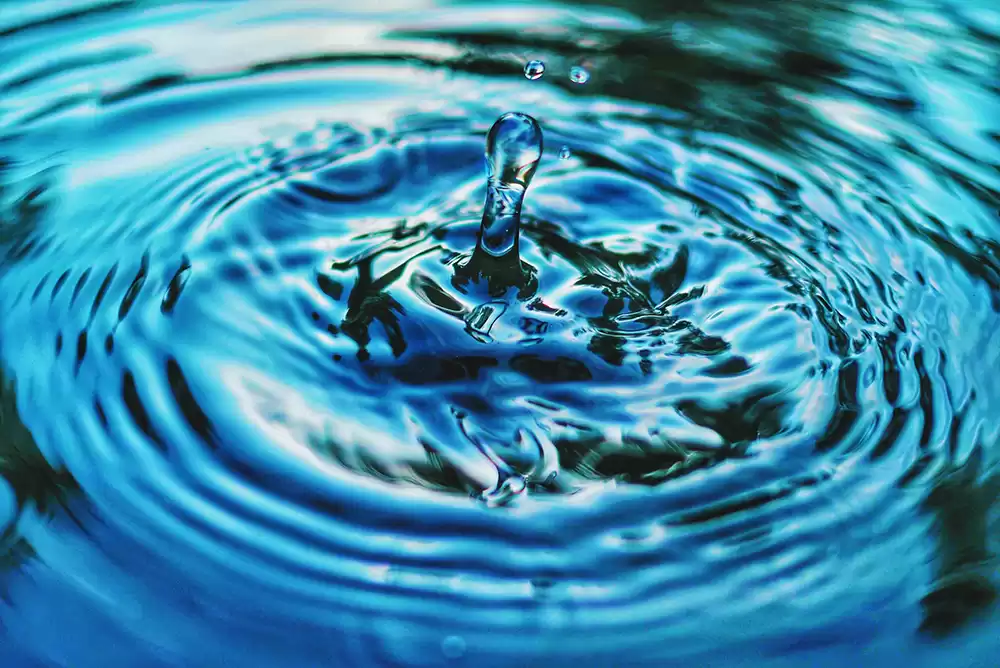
[0,0,998,666]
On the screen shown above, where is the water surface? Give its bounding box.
[1,1,998,666]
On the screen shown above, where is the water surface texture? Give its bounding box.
[1,1,999,666]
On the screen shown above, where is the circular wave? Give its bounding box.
[0,1,998,666]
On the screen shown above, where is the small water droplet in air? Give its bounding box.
[524,60,545,80]
[441,635,466,659]
[486,113,543,189]
[559,146,571,160]
[569,66,590,84]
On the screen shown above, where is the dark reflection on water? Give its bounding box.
[920,452,999,637]
[0,0,999,666]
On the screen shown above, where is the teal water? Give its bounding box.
[0,1,998,666]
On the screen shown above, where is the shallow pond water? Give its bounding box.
[0,1,999,666]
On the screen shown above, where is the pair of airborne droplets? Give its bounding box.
[470,60,585,282]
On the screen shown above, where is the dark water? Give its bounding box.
[1,1,999,666]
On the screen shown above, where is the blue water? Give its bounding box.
[1,1,999,666]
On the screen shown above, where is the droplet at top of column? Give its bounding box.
[485,112,543,190]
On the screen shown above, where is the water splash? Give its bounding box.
[474,112,543,261]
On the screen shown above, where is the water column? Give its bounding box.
[473,112,543,274]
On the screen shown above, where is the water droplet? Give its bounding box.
[486,113,543,189]
[476,113,543,259]
[559,145,571,160]
[524,60,545,80]
[569,66,590,84]
[441,635,466,659]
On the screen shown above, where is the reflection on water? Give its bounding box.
[0,0,998,666]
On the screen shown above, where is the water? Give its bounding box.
[1,1,999,666]
[474,112,542,259]
[569,66,591,85]
[524,60,546,81]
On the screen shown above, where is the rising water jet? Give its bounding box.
[459,112,543,295]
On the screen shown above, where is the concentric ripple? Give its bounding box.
[0,1,999,667]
